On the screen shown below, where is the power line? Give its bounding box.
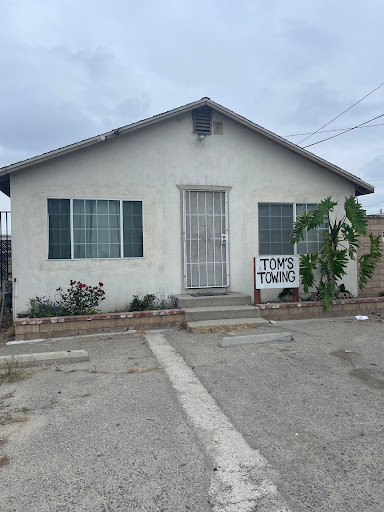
[302,113,384,149]
[297,80,384,145]
[284,122,384,138]
[362,199,384,208]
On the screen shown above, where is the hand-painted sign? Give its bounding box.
[255,255,300,289]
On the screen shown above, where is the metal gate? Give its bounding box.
[183,190,229,288]
[0,212,11,291]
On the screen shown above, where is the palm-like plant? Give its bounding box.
[290,196,383,310]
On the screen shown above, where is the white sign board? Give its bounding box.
[255,255,300,289]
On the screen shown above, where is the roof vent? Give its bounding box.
[192,107,212,135]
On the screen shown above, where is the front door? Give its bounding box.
[183,190,229,288]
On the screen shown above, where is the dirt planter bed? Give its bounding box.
[258,297,384,321]
[14,309,185,341]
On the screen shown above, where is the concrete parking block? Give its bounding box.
[0,350,89,368]
[219,332,294,347]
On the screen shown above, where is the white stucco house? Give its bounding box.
[0,98,374,317]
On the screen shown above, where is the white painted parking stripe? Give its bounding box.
[145,332,290,512]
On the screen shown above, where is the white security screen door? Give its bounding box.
[183,190,229,288]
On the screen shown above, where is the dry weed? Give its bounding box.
[12,416,28,423]
[0,455,10,467]
[4,325,15,338]
[126,366,163,374]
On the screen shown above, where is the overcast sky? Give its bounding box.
[1,0,384,214]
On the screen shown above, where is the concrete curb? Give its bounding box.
[219,332,294,348]
[0,350,89,368]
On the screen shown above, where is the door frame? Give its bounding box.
[178,185,231,289]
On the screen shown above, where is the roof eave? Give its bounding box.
[0,97,374,196]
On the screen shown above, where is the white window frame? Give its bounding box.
[258,202,328,256]
[47,197,145,260]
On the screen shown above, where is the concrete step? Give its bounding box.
[173,292,252,309]
[187,317,268,333]
[184,305,261,322]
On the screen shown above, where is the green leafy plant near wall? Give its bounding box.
[290,196,383,310]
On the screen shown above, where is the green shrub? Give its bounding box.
[28,280,105,317]
[127,293,176,312]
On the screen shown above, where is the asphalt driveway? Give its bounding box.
[0,316,383,511]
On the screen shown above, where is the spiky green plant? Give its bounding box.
[290,196,383,310]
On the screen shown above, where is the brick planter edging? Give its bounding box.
[258,297,384,321]
[15,309,185,341]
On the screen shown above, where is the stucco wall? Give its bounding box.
[11,110,357,315]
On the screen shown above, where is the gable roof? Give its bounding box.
[0,97,374,197]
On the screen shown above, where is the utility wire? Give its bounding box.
[284,122,384,138]
[297,81,384,145]
[302,113,384,149]
[362,199,384,208]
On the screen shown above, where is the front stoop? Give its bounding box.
[173,292,268,332]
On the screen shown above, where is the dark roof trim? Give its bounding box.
[0,97,374,197]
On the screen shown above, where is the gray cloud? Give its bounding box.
[1,0,384,213]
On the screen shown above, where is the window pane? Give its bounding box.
[109,215,120,229]
[282,216,293,229]
[270,205,281,216]
[281,204,292,216]
[98,230,109,244]
[132,215,143,229]
[259,243,270,255]
[297,242,307,255]
[110,230,120,243]
[47,199,60,214]
[132,202,142,215]
[74,229,85,244]
[131,244,143,257]
[123,201,143,258]
[258,204,269,216]
[98,215,109,228]
[294,203,328,254]
[85,200,96,214]
[86,244,98,258]
[110,244,120,258]
[258,203,293,256]
[74,244,85,258]
[73,214,84,228]
[73,200,84,214]
[259,230,270,243]
[97,200,108,214]
[109,200,120,214]
[48,199,71,259]
[282,243,294,254]
[259,217,270,229]
[308,229,319,242]
[282,230,292,243]
[49,214,61,229]
[98,244,109,258]
[74,199,121,259]
[271,243,282,254]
